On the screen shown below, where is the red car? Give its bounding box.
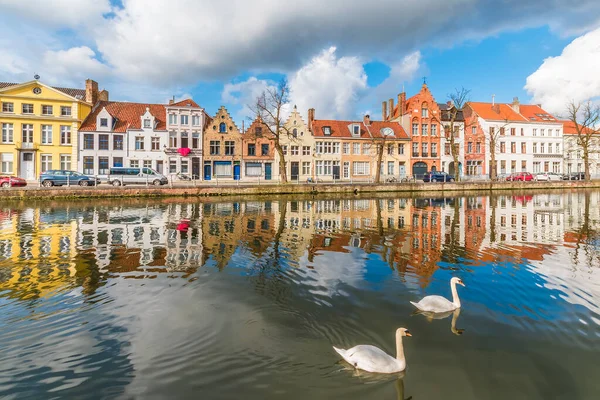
[506,172,533,182]
[0,175,27,188]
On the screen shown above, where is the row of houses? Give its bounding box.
[1,78,597,182]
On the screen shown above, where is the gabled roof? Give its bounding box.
[169,99,201,108]
[560,119,596,135]
[518,104,558,122]
[311,119,408,139]
[80,101,166,132]
[467,102,528,122]
[437,103,465,122]
[0,81,86,100]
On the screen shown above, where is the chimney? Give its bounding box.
[169,96,175,105]
[363,114,371,126]
[98,89,109,102]
[388,98,394,120]
[308,108,315,131]
[511,97,520,113]
[85,79,98,104]
[447,100,453,108]
[398,92,406,117]
[382,101,388,121]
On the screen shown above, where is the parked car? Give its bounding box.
[506,172,534,182]
[534,172,562,181]
[108,167,168,186]
[0,175,27,188]
[423,171,454,182]
[562,172,586,180]
[495,173,511,181]
[40,170,100,187]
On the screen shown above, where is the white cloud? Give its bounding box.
[0,0,111,28]
[42,47,110,86]
[524,27,600,115]
[222,77,277,122]
[289,47,367,120]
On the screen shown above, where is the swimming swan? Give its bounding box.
[333,328,411,374]
[410,277,465,313]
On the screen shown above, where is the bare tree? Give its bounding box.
[249,79,291,183]
[485,119,510,181]
[566,101,600,181]
[373,135,391,183]
[445,88,472,181]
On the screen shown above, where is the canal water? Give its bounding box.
[0,192,599,399]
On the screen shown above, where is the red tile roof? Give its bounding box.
[518,104,558,122]
[0,82,86,99]
[560,119,595,135]
[467,102,528,122]
[312,119,408,139]
[80,101,166,132]
[170,99,200,108]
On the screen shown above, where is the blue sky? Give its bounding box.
[0,0,598,124]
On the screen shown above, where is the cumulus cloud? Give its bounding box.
[524,27,600,115]
[0,0,111,28]
[42,47,110,85]
[222,77,278,122]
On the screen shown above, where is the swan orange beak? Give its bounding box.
[405,331,412,337]
[459,281,466,287]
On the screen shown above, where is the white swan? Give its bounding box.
[410,277,465,313]
[333,328,411,374]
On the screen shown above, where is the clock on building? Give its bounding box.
[33,87,42,95]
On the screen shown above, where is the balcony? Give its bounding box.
[412,152,419,157]
[164,147,203,156]
[422,153,429,157]
[431,152,438,158]
[15,142,39,151]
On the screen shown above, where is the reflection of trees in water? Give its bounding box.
[571,191,600,268]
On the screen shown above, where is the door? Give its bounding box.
[291,162,299,180]
[343,162,349,179]
[20,152,34,180]
[264,163,272,180]
[233,164,241,180]
[399,163,406,178]
[192,157,200,179]
[412,162,427,178]
[204,164,212,180]
[332,165,340,180]
[156,161,163,174]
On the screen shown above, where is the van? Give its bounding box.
[108,167,168,186]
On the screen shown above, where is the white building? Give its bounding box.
[561,120,600,176]
[438,101,465,177]
[467,98,563,176]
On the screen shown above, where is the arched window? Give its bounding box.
[421,102,428,118]
[292,128,297,138]
[219,122,227,133]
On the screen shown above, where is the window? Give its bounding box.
[351,124,360,137]
[302,161,310,175]
[129,159,140,168]
[431,143,437,156]
[169,114,177,124]
[467,142,472,153]
[247,143,255,156]
[180,115,189,125]
[315,160,336,176]
[210,140,220,155]
[412,123,418,136]
[22,104,34,114]
[169,159,176,173]
[323,126,331,136]
[533,129,537,136]
[219,122,227,133]
[151,137,160,151]
[1,123,13,143]
[99,134,109,150]
[42,105,53,115]
[316,142,339,154]
[500,127,505,135]
[541,129,545,136]
[169,132,177,147]
[22,124,33,143]
[352,143,360,154]
[282,145,287,155]
[225,141,235,155]
[83,134,94,150]
[192,132,200,148]
[422,142,428,156]
[395,143,404,155]
[511,142,516,153]
[422,124,428,136]
[343,143,349,154]
[291,145,299,155]
[60,106,71,117]
[99,157,109,175]
[553,162,561,173]
[2,102,14,113]
[192,115,200,126]
[302,146,310,155]
[1,153,14,174]
[261,143,269,156]
[490,127,495,136]
[292,128,298,138]
[60,155,71,170]
[362,143,370,155]
[113,157,123,167]
[540,143,545,154]
[181,131,189,148]
[431,124,437,136]
[421,103,428,117]
[41,125,52,144]
[60,126,71,145]
[555,129,560,137]
[533,143,538,153]
[40,154,52,172]
[114,135,124,150]
[476,142,481,153]
[143,119,151,128]
[83,156,94,175]
[511,160,516,172]
[413,142,419,157]
[387,161,394,175]
[353,161,370,175]
[100,118,108,127]
[135,137,144,150]
[444,143,450,155]
[522,160,527,172]
[510,128,516,136]
[181,159,189,173]
[387,144,394,155]
[500,142,506,153]
[471,126,476,135]
[548,143,552,154]
[521,128,524,136]
[555,143,560,153]
[143,160,152,169]
[245,162,262,176]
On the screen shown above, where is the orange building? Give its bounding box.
[242,117,275,181]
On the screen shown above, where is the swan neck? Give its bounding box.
[395,331,405,361]
[451,280,461,308]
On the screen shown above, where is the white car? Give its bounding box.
[534,172,562,181]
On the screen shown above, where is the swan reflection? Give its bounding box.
[337,367,412,400]
[413,308,464,335]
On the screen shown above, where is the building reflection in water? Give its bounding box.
[1,191,600,299]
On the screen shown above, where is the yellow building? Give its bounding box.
[0,78,105,180]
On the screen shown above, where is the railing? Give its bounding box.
[422,153,428,157]
[431,153,438,157]
[412,152,419,157]
[164,148,203,155]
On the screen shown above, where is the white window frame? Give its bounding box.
[2,123,14,143]
[41,125,53,144]
[60,106,72,117]
[352,161,370,176]
[60,126,71,145]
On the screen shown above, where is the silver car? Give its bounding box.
[108,167,168,186]
[534,172,562,181]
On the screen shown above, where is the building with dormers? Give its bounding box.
[202,106,242,180]
[78,101,167,176]
[1,78,103,180]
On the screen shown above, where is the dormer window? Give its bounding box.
[143,119,151,128]
[323,126,331,136]
[100,118,108,127]
[219,122,227,133]
[350,124,360,137]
